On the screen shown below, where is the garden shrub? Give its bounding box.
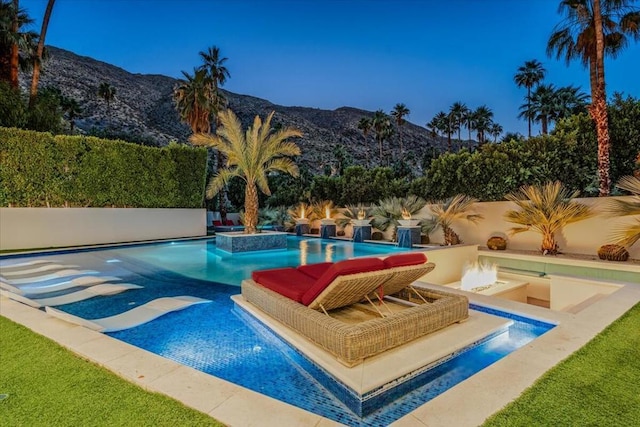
[0,127,207,208]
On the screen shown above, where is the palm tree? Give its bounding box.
[514,59,546,138]
[0,0,38,88]
[519,83,556,135]
[173,69,211,133]
[554,85,590,119]
[190,109,301,234]
[471,105,494,145]
[426,111,447,138]
[28,0,55,108]
[462,106,474,149]
[548,0,640,196]
[372,109,392,164]
[489,122,503,143]
[391,103,410,156]
[61,96,81,133]
[428,194,483,245]
[449,102,467,149]
[504,181,593,254]
[357,117,372,165]
[370,195,426,242]
[98,82,116,112]
[605,175,640,248]
[198,45,229,126]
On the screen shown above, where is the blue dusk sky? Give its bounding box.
[22,0,640,136]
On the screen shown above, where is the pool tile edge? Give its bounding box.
[0,296,337,427]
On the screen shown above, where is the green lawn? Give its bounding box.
[3,304,639,426]
[484,302,640,426]
[0,317,223,427]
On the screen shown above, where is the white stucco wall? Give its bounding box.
[415,196,639,259]
[0,208,206,250]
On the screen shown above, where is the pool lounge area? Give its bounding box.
[2,236,639,426]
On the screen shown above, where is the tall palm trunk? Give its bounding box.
[592,0,610,196]
[541,230,558,254]
[378,136,383,164]
[443,225,461,245]
[29,0,55,108]
[526,87,532,138]
[398,127,403,157]
[9,0,19,88]
[244,181,259,234]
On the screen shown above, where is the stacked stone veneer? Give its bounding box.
[216,232,287,253]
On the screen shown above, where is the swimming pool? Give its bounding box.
[1,236,554,426]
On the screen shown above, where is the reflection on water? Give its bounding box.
[300,239,308,265]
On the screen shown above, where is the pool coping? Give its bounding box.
[2,278,639,426]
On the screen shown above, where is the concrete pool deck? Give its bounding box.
[1,280,639,426]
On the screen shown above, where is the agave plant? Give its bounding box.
[504,181,593,255]
[429,194,483,245]
[605,175,640,248]
[371,195,426,241]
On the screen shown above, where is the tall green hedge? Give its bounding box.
[0,127,207,208]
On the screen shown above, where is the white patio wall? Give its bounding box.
[414,196,639,259]
[0,208,206,251]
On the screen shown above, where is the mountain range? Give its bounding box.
[26,46,448,174]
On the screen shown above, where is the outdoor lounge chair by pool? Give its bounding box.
[241,253,469,366]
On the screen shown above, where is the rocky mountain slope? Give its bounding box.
[29,46,446,173]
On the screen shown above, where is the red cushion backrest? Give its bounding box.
[297,262,333,279]
[225,220,235,226]
[383,252,427,268]
[213,220,223,226]
[300,257,386,306]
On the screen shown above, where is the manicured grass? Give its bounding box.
[0,317,223,426]
[484,303,640,426]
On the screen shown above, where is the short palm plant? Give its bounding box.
[429,194,483,245]
[261,206,291,231]
[371,195,426,241]
[288,202,315,221]
[191,109,301,234]
[335,204,372,228]
[504,181,593,255]
[311,200,339,220]
[605,176,640,249]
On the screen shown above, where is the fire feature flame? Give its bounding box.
[357,209,366,220]
[401,208,411,220]
[461,262,498,291]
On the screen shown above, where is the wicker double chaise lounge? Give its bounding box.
[241,252,469,367]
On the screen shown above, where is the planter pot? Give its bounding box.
[597,244,629,261]
[398,219,420,227]
[487,236,507,250]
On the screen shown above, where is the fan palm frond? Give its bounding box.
[504,181,593,254]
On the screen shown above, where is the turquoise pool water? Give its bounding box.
[116,236,413,285]
[1,236,554,426]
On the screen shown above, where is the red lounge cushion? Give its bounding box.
[225,220,235,226]
[213,220,223,226]
[252,268,316,303]
[297,262,333,279]
[300,257,386,306]
[383,252,427,268]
